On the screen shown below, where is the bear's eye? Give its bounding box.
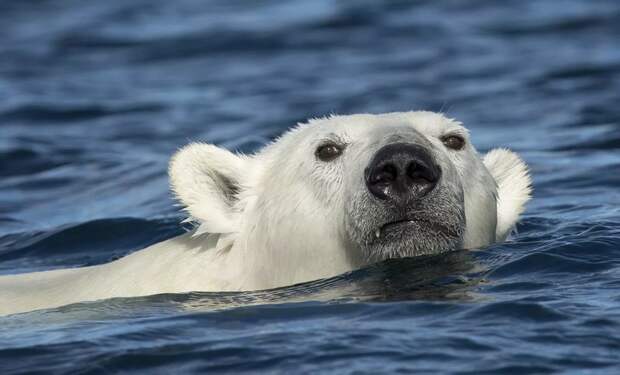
[316,142,344,162]
[441,135,465,150]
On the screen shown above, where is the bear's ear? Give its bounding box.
[169,143,247,234]
[483,148,532,241]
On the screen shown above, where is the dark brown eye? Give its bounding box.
[441,135,465,150]
[316,143,343,162]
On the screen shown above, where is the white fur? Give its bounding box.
[0,111,532,316]
[169,143,249,235]
[483,149,532,241]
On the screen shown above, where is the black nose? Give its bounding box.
[365,143,441,203]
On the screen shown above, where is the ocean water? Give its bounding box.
[1,0,620,373]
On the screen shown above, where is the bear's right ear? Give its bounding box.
[169,143,247,234]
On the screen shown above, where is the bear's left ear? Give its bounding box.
[169,143,248,234]
[483,148,533,241]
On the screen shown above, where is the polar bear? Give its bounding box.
[0,111,531,315]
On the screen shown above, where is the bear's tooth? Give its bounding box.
[375,229,381,239]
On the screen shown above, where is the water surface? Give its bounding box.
[1,0,620,373]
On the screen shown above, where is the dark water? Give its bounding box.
[1,0,620,373]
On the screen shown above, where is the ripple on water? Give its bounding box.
[1,0,620,373]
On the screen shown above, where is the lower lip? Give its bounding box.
[376,220,456,239]
[375,220,414,239]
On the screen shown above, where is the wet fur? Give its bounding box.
[0,111,531,315]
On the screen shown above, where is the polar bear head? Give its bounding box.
[169,112,531,285]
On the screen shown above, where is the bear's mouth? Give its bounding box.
[375,218,458,239]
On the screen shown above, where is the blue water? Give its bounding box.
[1,0,620,373]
